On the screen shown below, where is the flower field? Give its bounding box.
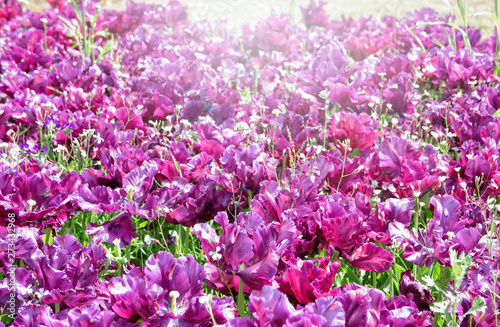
[1,0,500,326]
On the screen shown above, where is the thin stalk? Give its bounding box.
[238,264,245,317]
[247,190,253,208]
[336,145,348,192]
[44,228,51,245]
[81,0,87,58]
[114,239,122,277]
[182,226,190,256]
[323,107,328,149]
[389,266,394,298]
[252,67,258,97]
[493,272,499,326]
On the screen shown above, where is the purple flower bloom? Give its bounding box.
[107,275,158,321]
[278,257,340,304]
[399,270,435,311]
[86,212,138,248]
[194,212,294,294]
[301,0,330,28]
[247,285,296,327]
[431,195,465,234]
[345,243,393,273]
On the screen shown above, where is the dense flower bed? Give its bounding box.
[0,0,499,326]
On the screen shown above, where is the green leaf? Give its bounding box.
[344,264,362,285]
[421,275,447,295]
[168,149,183,178]
[464,296,487,317]
[1,314,14,324]
[450,250,472,291]
[70,0,83,22]
[430,299,450,314]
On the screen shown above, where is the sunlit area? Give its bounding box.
[1,0,500,326]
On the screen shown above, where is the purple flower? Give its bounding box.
[86,212,138,248]
[143,252,205,312]
[367,198,414,244]
[107,275,158,321]
[399,270,435,311]
[431,195,465,234]
[247,285,296,327]
[194,212,294,293]
[345,243,393,273]
[286,297,346,327]
[71,185,122,213]
[301,0,330,28]
[336,284,390,327]
[278,257,340,304]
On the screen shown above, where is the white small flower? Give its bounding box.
[144,235,152,246]
[93,132,104,144]
[209,246,223,261]
[180,119,191,127]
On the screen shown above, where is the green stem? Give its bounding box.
[322,102,331,149]
[44,228,51,245]
[55,303,60,313]
[252,67,258,97]
[183,227,190,256]
[116,263,122,277]
[238,265,245,317]
[452,299,456,327]
[81,0,87,58]
[388,265,394,298]
[336,146,348,192]
[247,190,253,208]
[115,239,122,277]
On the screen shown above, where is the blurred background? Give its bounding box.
[23,0,497,35]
